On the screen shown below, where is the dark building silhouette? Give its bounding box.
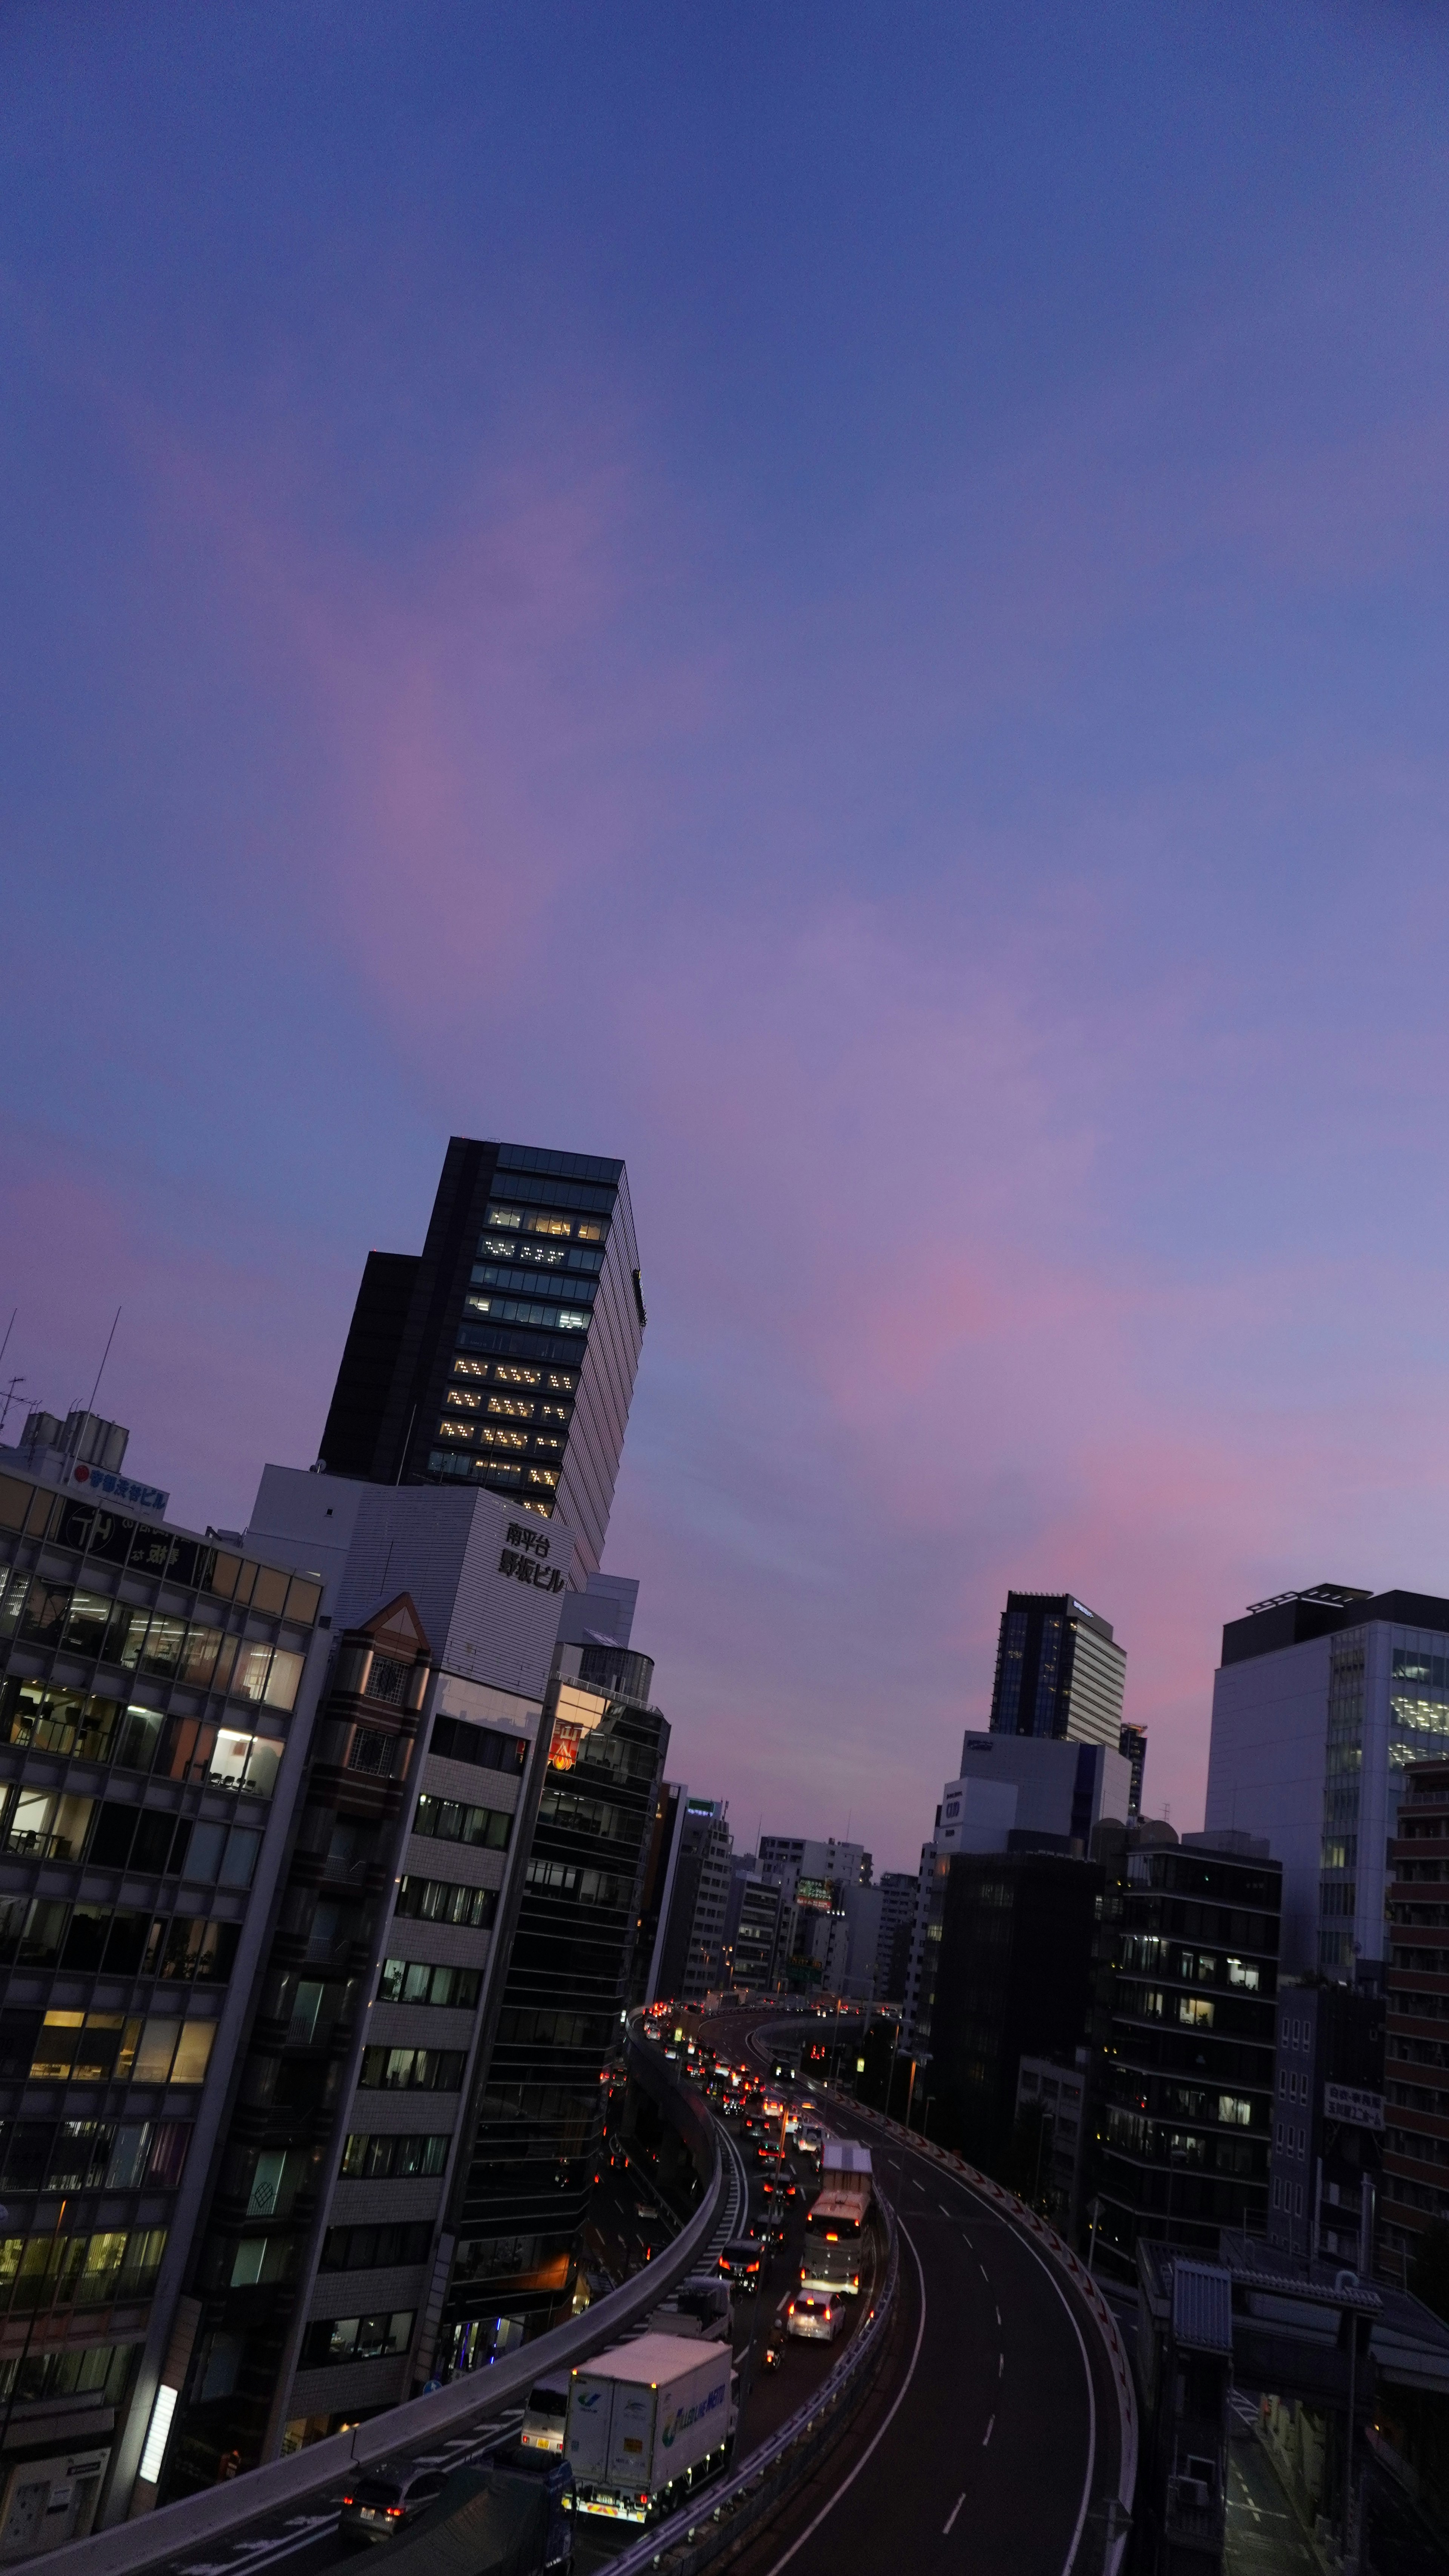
[928,1850,1103,2171]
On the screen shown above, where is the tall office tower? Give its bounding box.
[319,1139,645,1583]
[164,1592,548,2491]
[1088,1825,1281,2273]
[1203,1581,1449,1978]
[1119,1723,1147,1821]
[653,1801,733,2003]
[989,1593,1127,1750]
[0,1448,330,2543]
[154,1465,664,2490]
[440,1641,667,2370]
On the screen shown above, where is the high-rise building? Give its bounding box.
[319,1139,645,1583]
[1119,1723,1147,1821]
[652,1802,733,2002]
[1203,1581,1449,1978]
[1088,1825,1281,2272]
[0,1444,330,2542]
[1382,1757,1449,2271]
[153,1466,665,2490]
[989,1593,1126,1750]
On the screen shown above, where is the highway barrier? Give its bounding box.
[38,2034,726,2576]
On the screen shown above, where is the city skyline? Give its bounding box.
[8,4,1449,1873]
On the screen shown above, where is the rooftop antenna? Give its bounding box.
[0,1377,23,1439]
[0,1310,15,1376]
[62,1307,121,1478]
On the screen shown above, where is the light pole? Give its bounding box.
[904,2057,918,2132]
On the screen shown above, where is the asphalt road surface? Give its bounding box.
[717,2022,1123,2576]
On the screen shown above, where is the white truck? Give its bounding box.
[565,2331,736,2524]
[806,2137,873,2248]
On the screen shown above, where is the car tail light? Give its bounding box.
[387,2506,404,2519]
[341,2496,354,2508]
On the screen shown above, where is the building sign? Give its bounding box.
[1324,2083,1385,2132]
[498,1521,565,1594]
[72,1462,169,1512]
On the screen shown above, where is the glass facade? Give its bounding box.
[1089,1835,1280,2271]
[988,1592,1126,1751]
[0,1467,321,2525]
[319,1139,645,1583]
[442,1666,667,2356]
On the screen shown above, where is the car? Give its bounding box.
[786,2293,845,2345]
[339,2459,447,2545]
[718,2237,765,2292]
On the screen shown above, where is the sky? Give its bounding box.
[4,2,1449,1873]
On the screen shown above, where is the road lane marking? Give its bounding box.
[983,2415,995,2445]
[760,2220,928,2576]
[998,2352,1004,2376]
[943,2492,966,2534]
[995,2306,1001,2326]
[957,2175,1097,2576]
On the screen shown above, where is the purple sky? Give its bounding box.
[5,3,1449,1871]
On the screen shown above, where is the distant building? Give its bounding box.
[729,1878,784,1993]
[902,1731,1132,2051]
[1204,1581,1449,1978]
[989,1592,1126,1750]
[319,1137,645,1583]
[652,1800,732,2002]
[1016,2055,1089,2234]
[1088,1825,1281,2273]
[634,1783,688,2009]
[1268,1980,1383,2268]
[1119,1723,1147,1822]
[877,1872,918,2005]
[929,1851,1103,2170]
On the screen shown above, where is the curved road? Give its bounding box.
[727,2019,1121,2576]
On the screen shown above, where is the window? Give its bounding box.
[358,2048,465,2093]
[412,1796,511,1852]
[299,2312,414,2369]
[340,2133,451,2182]
[1227,1959,1260,1990]
[321,2222,433,2272]
[208,1730,283,1798]
[431,1717,528,1774]
[348,1728,394,1777]
[1179,1997,1214,2028]
[378,1960,481,2010]
[394,1877,497,1929]
[1218,2096,1253,2127]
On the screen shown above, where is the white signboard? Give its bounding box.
[1324,2083,1384,2133]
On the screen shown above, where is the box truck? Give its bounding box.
[564,2331,736,2523]
[806,2137,872,2245]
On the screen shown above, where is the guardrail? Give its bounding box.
[40,2036,726,2576]
[606,2192,901,2576]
